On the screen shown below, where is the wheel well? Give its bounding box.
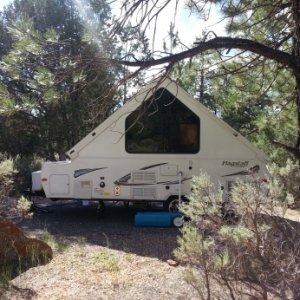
[166,195,188,202]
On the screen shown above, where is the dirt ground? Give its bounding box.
[2,200,200,300]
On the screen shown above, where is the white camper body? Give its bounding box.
[35,78,267,207]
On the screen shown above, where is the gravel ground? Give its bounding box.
[2,200,200,300]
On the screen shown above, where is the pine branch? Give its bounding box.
[108,37,295,70]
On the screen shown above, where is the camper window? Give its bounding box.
[125,88,200,154]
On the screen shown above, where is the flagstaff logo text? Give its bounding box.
[222,161,249,168]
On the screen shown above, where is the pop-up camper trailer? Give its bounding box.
[32,78,267,211]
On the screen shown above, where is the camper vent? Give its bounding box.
[131,171,156,183]
[132,187,156,199]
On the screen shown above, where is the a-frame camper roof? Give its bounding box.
[66,77,267,161]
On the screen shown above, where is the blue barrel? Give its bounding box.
[134,212,183,227]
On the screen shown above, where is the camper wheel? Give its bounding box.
[164,198,181,212]
[221,201,239,225]
[96,200,105,218]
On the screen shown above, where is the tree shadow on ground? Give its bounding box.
[16,201,180,261]
[1,284,38,300]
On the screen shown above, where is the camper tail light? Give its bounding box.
[41,178,48,182]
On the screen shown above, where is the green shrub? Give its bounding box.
[17,195,32,217]
[175,171,300,299]
[0,159,15,219]
[94,249,120,272]
[13,155,44,194]
[268,159,300,208]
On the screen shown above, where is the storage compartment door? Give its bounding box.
[49,174,70,195]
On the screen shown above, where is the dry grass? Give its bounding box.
[3,239,199,300]
[1,201,200,300]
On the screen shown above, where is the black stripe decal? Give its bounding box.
[74,167,107,178]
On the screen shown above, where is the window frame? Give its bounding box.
[125,89,201,155]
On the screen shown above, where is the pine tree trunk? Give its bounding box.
[292,0,300,159]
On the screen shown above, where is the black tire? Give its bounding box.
[164,198,181,212]
[223,209,239,225]
[222,202,239,225]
